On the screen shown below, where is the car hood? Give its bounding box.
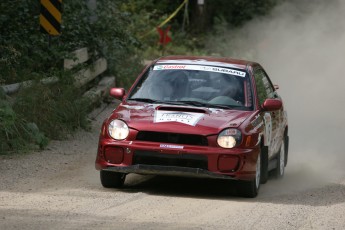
[110,102,253,135]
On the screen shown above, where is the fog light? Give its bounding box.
[104,147,124,164]
[218,155,239,172]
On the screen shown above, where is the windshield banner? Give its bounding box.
[153,64,246,77]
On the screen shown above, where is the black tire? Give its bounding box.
[100,170,126,188]
[260,146,269,184]
[236,152,262,198]
[236,179,258,198]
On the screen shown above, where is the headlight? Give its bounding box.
[108,119,129,140]
[217,129,242,148]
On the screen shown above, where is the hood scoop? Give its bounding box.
[157,106,206,114]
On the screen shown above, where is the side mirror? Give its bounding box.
[109,88,125,100]
[262,99,282,111]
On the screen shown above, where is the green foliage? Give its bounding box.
[0,99,48,155]
[13,81,90,140]
[0,0,142,87]
[25,122,49,150]
[0,0,143,154]
[120,0,207,60]
[91,0,143,88]
[0,87,6,100]
[0,70,90,154]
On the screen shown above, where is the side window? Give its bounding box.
[254,69,274,105]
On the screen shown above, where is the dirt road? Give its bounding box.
[1,104,344,230]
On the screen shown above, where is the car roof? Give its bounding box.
[155,55,259,70]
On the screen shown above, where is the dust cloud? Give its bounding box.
[209,0,345,186]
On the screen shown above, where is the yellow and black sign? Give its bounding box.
[40,0,62,36]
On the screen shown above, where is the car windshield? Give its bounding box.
[128,64,253,110]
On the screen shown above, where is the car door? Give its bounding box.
[253,67,281,158]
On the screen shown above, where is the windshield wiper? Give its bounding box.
[128,98,186,106]
[179,100,240,109]
[128,98,158,103]
[208,104,238,109]
[178,100,209,107]
[128,98,198,106]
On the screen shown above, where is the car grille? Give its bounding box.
[136,131,208,146]
[133,150,208,170]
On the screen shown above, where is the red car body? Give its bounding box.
[95,56,289,197]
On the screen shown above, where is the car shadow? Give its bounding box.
[122,174,238,199]
[116,171,345,206]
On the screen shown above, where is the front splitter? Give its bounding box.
[103,164,237,180]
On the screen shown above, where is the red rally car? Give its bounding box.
[95,56,289,198]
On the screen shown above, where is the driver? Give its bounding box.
[211,74,243,105]
[218,75,240,99]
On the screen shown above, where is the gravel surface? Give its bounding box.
[1,103,345,230]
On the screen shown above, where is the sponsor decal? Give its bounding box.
[160,144,184,149]
[251,114,261,127]
[154,110,204,126]
[154,65,186,70]
[153,65,246,77]
[251,114,264,131]
[253,121,264,131]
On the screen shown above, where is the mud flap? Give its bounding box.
[284,135,289,166]
[260,146,269,184]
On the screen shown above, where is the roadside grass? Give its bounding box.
[0,73,91,155]
[0,94,48,154]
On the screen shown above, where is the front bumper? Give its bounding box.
[95,139,260,181]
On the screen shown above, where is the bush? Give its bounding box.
[13,81,90,140]
[0,98,48,154]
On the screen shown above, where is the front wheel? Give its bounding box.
[100,170,126,188]
[237,152,261,198]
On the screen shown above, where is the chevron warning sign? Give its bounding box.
[40,0,62,36]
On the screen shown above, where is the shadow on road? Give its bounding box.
[123,175,238,199]
[106,170,345,206]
